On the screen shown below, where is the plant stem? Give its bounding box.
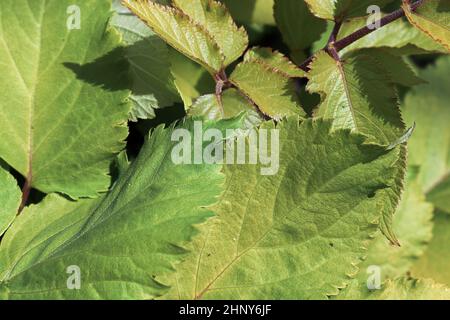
[18,172,32,214]
[298,0,426,71]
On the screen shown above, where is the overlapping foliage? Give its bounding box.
[0,0,449,300]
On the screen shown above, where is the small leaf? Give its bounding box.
[172,0,248,67]
[123,0,223,74]
[162,118,401,300]
[0,168,21,236]
[403,0,450,52]
[230,52,305,120]
[0,0,130,198]
[0,120,224,299]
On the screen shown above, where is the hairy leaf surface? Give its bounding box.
[0,0,130,198]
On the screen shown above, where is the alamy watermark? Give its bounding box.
[366,265,381,290]
[171,121,280,176]
[67,5,81,30]
[367,5,382,30]
[66,265,81,290]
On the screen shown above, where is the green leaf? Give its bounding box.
[403,56,450,212]
[161,118,401,299]
[124,0,248,74]
[244,47,307,78]
[0,0,130,198]
[220,0,276,25]
[307,51,405,145]
[172,0,249,67]
[0,121,224,299]
[169,49,215,108]
[230,51,305,120]
[188,88,263,128]
[338,277,450,300]
[412,212,450,287]
[274,0,327,64]
[403,0,450,52]
[307,51,407,243]
[337,16,447,56]
[304,0,395,21]
[111,0,180,121]
[0,168,21,237]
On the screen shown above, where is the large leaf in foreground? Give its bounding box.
[0,0,130,198]
[0,122,224,299]
[403,0,450,52]
[0,168,21,237]
[403,56,450,212]
[112,0,180,121]
[162,118,400,299]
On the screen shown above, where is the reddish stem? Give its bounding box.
[298,0,426,71]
